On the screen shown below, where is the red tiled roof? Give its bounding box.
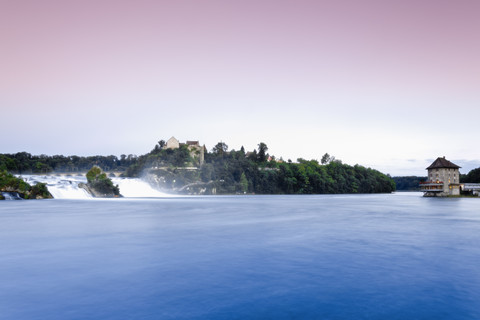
[426,157,461,170]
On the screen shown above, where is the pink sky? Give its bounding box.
[1,0,479,175]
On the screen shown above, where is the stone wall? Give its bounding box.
[427,167,460,194]
[166,137,180,149]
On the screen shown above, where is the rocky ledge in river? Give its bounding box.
[79,166,122,198]
[79,182,122,198]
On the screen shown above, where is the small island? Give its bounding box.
[79,166,122,198]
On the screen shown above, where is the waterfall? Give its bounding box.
[1,192,24,200]
[111,177,170,197]
[18,175,170,199]
[47,180,92,199]
[22,175,92,199]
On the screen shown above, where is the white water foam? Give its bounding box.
[21,175,92,199]
[18,175,169,199]
[1,192,23,200]
[48,181,92,199]
[112,177,170,198]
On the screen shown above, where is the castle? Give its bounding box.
[165,137,205,166]
[420,157,461,196]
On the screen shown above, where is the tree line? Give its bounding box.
[122,140,396,194]
[461,168,480,183]
[1,140,399,194]
[0,152,138,174]
[392,176,427,191]
[392,168,480,191]
[202,144,395,194]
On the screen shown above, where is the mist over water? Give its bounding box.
[23,175,91,199]
[19,175,170,199]
[112,177,170,198]
[1,193,479,319]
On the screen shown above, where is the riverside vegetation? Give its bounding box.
[1,141,396,195]
[121,141,397,195]
[4,139,478,196]
[0,170,52,200]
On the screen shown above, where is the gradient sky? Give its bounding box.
[1,0,479,175]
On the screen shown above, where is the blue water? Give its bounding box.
[1,193,479,319]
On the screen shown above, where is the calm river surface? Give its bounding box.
[1,193,479,319]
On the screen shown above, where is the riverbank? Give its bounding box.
[0,171,52,200]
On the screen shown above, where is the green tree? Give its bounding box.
[86,166,120,196]
[240,172,248,193]
[462,167,480,183]
[257,142,268,162]
[86,166,103,183]
[321,153,335,165]
[212,142,228,156]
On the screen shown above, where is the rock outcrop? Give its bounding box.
[0,171,53,200]
[82,166,122,198]
[79,182,121,198]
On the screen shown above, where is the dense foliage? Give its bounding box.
[124,141,396,194]
[29,183,52,199]
[86,166,120,196]
[199,148,395,194]
[0,170,30,193]
[1,140,397,195]
[123,144,194,177]
[461,167,480,183]
[0,170,52,199]
[0,152,137,174]
[393,176,427,191]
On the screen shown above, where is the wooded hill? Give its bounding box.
[1,141,397,194]
[122,141,396,194]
